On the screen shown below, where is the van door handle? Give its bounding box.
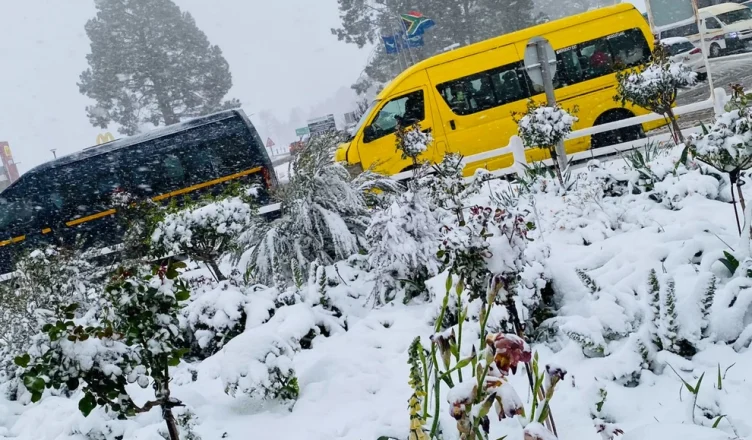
[449,120,456,130]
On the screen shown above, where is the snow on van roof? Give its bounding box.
[700,2,748,14]
[660,37,693,45]
[23,110,246,177]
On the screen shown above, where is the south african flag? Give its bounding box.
[401,11,435,37]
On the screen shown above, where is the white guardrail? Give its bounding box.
[388,87,729,184]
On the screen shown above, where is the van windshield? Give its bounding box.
[718,8,752,25]
[350,100,380,137]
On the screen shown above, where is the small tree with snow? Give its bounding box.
[152,196,255,281]
[700,275,717,338]
[661,277,680,353]
[615,44,696,145]
[647,269,663,350]
[516,100,577,186]
[690,84,752,233]
[15,262,191,440]
[396,122,432,169]
[241,132,397,286]
[367,189,441,304]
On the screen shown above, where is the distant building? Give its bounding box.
[0,142,19,192]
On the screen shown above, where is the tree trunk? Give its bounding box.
[207,259,227,282]
[163,407,181,440]
[666,108,684,145]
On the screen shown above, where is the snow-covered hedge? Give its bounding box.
[517,102,577,150]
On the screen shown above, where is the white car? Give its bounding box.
[660,37,708,80]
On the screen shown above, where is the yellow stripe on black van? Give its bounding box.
[151,166,263,202]
[66,209,117,227]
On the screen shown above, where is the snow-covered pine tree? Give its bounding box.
[647,269,663,350]
[242,132,397,286]
[661,277,680,353]
[79,0,240,135]
[615,44,696,145]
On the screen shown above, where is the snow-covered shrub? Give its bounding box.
[0,247,99,395]
[152,197,255,281]
[396,122,432,165]
[14,262,192,440]
[218,302,344,402]
[181,279,252,359]
[516,100,578,186]
[241,132,395,286]
[690,85,752,232]
[367,188,441,305]
[615,44,696,144]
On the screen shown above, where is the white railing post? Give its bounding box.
[508,135,527,179]
[713,87,729,117]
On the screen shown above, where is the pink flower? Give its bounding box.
[486,333,532,376]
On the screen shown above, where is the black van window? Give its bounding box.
[553,28,651,86]
[437,62,530,116]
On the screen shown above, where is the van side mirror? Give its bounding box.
[363,125,376,143]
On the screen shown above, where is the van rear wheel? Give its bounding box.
[591,110,645,149]
[710,43,722,58]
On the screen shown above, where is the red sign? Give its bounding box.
[0,142,19,183]
[266,138,275,149]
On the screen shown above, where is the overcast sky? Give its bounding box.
[0,0,645,174]
[0,0,369,173]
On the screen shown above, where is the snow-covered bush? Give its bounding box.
[615,45,696,144]
[14,262,191,440]
[0,247,99,394]
[241,132,396,286]
[181,279,252,359]
[690,85,752,232]
[152,196,255,281]
[367,188,441,305]
[396,122,432,165]
[516,100,577,186]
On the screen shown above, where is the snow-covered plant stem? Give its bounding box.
[415,276,560,439]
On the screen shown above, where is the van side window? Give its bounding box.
[364,90,424,143]
[437,62,530,116]
[705,17,722,29]
[663,23,699,38]
[554,28,650,86]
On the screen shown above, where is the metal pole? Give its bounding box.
[691,0,715,101]
[535,41,568,173]
[51,149,57,159]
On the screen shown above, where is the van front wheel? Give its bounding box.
[590,110,645,149]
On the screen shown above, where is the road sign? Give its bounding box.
[307,114,337,136]
[295,127,310,137]
[647,0,694,28]
[523,37,557,89]
[266,138,275,149]
[523,36,567,173]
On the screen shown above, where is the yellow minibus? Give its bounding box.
[336,3,667,176]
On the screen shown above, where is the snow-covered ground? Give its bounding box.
[3,142,752,440]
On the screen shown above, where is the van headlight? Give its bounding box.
[726,32,739,39]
